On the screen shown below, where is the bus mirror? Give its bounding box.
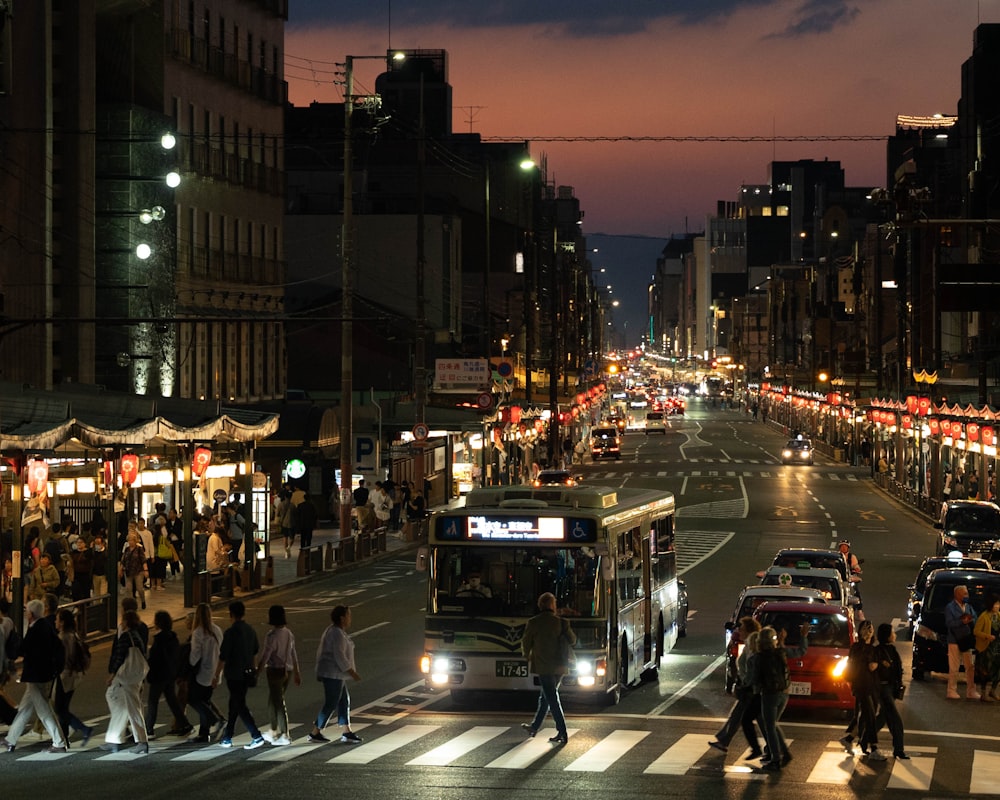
[416,546,429,572]
[601,557,614,582]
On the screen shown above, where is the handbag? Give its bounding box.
[116,633,149,685]
[895,684,906,701]
[244,666,258,688]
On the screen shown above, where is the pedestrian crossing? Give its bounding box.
[588,468,861,482]
[3,719,999,792]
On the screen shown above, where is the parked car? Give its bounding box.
[935,500,1000,563]
[591,428,621,461]
[912,566,1000,679]
[905,554,991,627]
[781,436,814,465]
[759,565,856,608]
[752,601,856,709]
[723,585,827,693]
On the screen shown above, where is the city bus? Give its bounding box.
[416,483,680,703]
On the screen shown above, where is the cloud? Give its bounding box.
[289,0,781,37]
[765,0,862,38]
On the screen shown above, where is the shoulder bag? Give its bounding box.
[117,632,149,685]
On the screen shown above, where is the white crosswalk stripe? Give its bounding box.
[0,720,992,792]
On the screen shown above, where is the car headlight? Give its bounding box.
[782,450,792,458]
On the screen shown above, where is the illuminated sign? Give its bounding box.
[436,515,597,543]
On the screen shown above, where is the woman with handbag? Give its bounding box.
[187,602,225,743]
[100,608,150,753]
[973,594,1000,701]
[874,623,909,759]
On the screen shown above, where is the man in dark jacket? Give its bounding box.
[0,599,68,752]
[520,592,575,745]
[215,600,265,749]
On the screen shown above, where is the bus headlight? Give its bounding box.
[576,660,594,676]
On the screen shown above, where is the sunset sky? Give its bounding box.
[284,0,999,342]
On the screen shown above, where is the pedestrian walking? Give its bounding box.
[145,610,191,738]
[187,603,225,743]
[0,599,69,753]
[257,604,301,745]
[874,623,908,759]
[309,605,363,744]
[519,591,575,745]
[841,619,884,760]
[119,531,149,609]
[101,607,150,753]
[54,609,94,747]
[214,600,266,750]
[974,594,1000,701]
[746,626,789,772]
[709,618,763,755]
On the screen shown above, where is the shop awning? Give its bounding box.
[0,381,278,451]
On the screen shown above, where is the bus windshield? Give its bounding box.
[432,545,603,618]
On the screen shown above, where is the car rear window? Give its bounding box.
[757,610,850,648]
[762,574,841,601]
[926,576,1000,613]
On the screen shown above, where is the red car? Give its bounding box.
[752,601,856,710]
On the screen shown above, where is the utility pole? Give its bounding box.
[338,56,357,538]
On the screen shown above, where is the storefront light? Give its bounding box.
[56,479,75,496]
[76,477,96,494]
[140,469,174,486]
[204,464,238,478]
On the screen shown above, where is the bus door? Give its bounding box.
[616,527,646,682]
[642,530,653,663]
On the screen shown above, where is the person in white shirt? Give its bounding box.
[256,605,301,745]
[187,603,224,743]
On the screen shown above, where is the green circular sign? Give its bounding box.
[286,458,306,479]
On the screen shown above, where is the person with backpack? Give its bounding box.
[0,599,69,753]
[54,608,94,746]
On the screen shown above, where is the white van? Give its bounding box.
[644,411,666,434]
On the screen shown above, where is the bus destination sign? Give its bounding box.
[436,515,597,542]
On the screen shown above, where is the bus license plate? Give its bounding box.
[496,660,528,678]
[789,681,811,696]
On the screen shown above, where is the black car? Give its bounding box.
[532,469,577,487]
[780,437,813,465]
[905,554,991,626]
[935,500,1000,562]
[911,566,1000,679]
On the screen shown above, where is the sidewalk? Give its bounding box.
[119,520,419,631]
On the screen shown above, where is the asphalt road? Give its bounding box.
[4,401,998,798]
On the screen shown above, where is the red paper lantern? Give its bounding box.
[26,459,48,494]
[983,426,995,447]
[192,446,213,478]
[901,414,913,430]
[510,406,522,424]
[928,417,940,436]
[906,395,918,415]
[120,453,139,486]
[917,397,932,417]
[968,423,980,443]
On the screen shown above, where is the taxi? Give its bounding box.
[759,565,857,609]
[752,601,856,709]
[781,436,814,465]
[723,585,827,693]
